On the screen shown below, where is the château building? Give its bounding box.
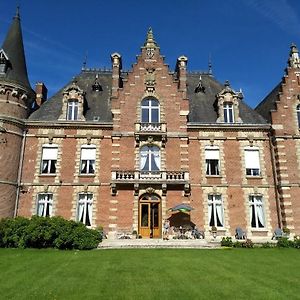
[1,10,300,239]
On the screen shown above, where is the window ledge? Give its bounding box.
[251,228,268,232]
[206,175,222,178]
[39,174,56,177]
[246,176,263,179]
[78,174,96,177]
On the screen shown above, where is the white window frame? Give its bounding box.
[140,145,160,172]
[208,194,224,227]
[40,144,58,174]
[77,193,93,226]
[80,145,96,175]
[297,104,300,128]
[205,147,220,176]
[245,148,261,176]
[223,102,234,123]
[67,100,79,120]
[249,195,265,228]
[37,193,53,217]
[141,98,160,123]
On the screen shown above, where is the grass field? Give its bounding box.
[0,248,299,300]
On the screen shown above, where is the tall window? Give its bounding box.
[80,145,96,174]
[249,195,265,228]
[297,104,300,128]
[67,100,78,120]
[41,145,58,174]
[205,147,220,176]
[140,145,160,172]
[245,148,260,176]
[37,193,53,217]
[141,98,159,123]
[208,194,224,227]
[77,193,93,226]
[223,102,234,123]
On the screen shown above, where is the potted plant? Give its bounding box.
[283,227,290,237]
[211,226,217,239]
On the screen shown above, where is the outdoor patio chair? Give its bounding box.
[272,228,283,240]
[192,227,205,239]
[235,227,246,240]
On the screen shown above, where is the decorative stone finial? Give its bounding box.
[288,43,300,68]
[15,5,20,20]
[195,75,205,93]
[144,27,157,48]
[224,80,230,87]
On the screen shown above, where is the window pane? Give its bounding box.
[151,109,159,123]
[142,108,149,122]
[141,204,149,226]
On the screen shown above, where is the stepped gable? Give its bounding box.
[29,69,114,122]
[0,8,32,91]
[187,73,267,124]
[255,83,281,123]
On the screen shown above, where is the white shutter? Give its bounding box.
[42,147,58,160]
[205,149,219,160]
[81,147,96,160]
[245,149,260,169]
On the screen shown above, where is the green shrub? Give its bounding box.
[233,241,242,248]
[261,242,275,248]
[221,237,233,247]
[294,237,300,249]
[277,237,294,248]
[0,216,101,250]
[242,239,254,248]
[0,217,30,248]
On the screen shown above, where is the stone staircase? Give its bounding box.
[98,238,221,249]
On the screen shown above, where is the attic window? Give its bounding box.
[195,76,205,93]
[0,50,9,74]
[92,74,103,92]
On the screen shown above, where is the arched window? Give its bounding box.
[223,102,234,123]
[140,145,160,172]
[67,100,78,120]
[297,104,300,128]
[141,98,160,123]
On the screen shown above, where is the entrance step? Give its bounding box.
[98,239,220,249]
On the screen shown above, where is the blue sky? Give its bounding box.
[1,0,300,107]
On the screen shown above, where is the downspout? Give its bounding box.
[268,131,282,228]
[14,128,27,217]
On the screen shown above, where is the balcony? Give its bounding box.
[112,170,188,182]
[111,170,190,196]
[135,122,167,133]
[134,122,167,146]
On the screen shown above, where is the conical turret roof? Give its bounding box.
[0,8,31,90]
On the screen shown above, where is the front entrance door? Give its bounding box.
[139,194,161,238]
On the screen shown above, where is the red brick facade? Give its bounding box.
[1,17,300,240]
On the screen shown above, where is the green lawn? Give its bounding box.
[0,248,299,300]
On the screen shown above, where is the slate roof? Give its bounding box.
[29,70,267,125]
[29,70,114,122]
[0,10,32,91]
[187,73,267,124]
[255,82,281,122]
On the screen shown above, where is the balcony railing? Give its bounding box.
[112,170,189,183]
[135,122,166,133]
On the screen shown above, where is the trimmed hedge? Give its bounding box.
[0,216,102,250]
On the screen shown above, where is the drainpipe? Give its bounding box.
[268,131,282,228]
[14,128,27,217]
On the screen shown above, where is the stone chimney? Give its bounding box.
[111,52,122,98]
[176,55,188,98]
[35,82,47,106]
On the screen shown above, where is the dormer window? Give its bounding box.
[216,81,243,124]
[223,102,234,123]
[141,98,159,123]
[67,100,78,120]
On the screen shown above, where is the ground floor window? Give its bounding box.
[249,195,265,228]
[37,193,53,217]
[208,194,224,227]
[77,193,93,226]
